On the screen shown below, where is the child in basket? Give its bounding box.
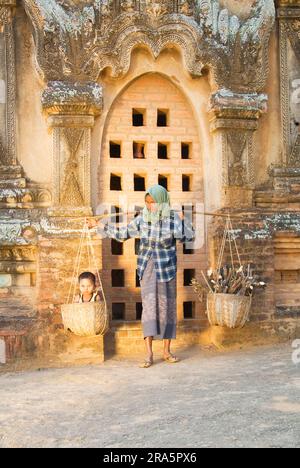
[74,272,103,303]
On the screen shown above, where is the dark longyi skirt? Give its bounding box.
[140,257,177,340]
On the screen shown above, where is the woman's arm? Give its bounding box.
[173,211,195,244]
[97,215,141,243]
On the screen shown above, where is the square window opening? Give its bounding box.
[110,141,121,158]
[132,109,146,127]
[157,109,169,127]
[158,142,169,159]
[158,175,169,191]
[112,303,125,321]
[183,301,195,319]
[182,175,192,192]
[133,141,146,159]
[181,142,191,160]
[110,174,122,191]
[184,269,196,286]
[134,174,146,191]
[111,239,123,256]
[136,303,143,320]
[112,269,125,287]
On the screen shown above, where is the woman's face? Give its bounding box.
[145,194,158,212]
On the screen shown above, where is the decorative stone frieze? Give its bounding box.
[23,0,275,92]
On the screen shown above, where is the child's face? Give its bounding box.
[79,279,95,295]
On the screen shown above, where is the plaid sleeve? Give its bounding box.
[98,215,141,242]
[173,212,195,244]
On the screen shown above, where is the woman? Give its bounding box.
[87,185,195,368]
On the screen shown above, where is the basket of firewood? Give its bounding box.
[191,216,266,329]
[191,265,266,329]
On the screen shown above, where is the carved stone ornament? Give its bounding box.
[41,82,103,215]
[209,89,268,189]
[22,0,276,93]
[0,0,17,169]
[278,0,300,166]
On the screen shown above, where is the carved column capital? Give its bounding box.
[209,90,268,130]
[42,81,103,118]
[208,90,268,208]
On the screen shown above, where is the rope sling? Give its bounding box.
[206,215,252,329]
[61,220,109,337]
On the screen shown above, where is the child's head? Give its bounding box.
[78,272,96,295]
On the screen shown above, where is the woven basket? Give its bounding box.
[206,293,252,329]
[61,302,109,337]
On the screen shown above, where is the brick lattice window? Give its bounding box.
[158,142,169,159]
[157,109,169,127]
[182,174,192,192]
[184,269,195,286]
[183,301,195,319]
[110,174,122,191]
[181,142,191,159]
[134,174,146,191]
[112,303,125,320]
[133,142,146,159]
[110,141,121,158]
[135,239,140,255]
[111,239,123,256]
[136,271,141,288]
[102,74,205,323]
[183,244,195,255]
[136,303,143,320]
[158,174,169,191]
[112,270,125,287]
[132,108,145,127]
[111,206,123,223]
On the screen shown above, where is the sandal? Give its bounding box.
[139,358,153,368]
[164,353,180,363]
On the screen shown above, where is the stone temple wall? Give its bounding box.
[0,0,300,369]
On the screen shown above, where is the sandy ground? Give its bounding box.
[0,343,299,448]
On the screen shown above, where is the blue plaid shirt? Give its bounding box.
[98,211,195,283]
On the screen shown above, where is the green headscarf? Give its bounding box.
[143,184,171,223]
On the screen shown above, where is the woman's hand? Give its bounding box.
[86,218,100,230]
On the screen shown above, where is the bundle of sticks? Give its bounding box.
[191,264,266,302]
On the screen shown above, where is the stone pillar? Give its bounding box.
[42,81,103,217]
[0,0,23,185]
[209,90,267,209]
[274,0,300,190]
